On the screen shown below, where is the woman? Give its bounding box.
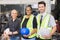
[2,9,21,40]
[21,5,37,40]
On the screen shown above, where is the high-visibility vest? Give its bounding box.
[21,14,36,38]
[37,14,52,39]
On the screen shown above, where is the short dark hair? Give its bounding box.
[26,5,32,10]
[38,1,46,7]
[25,5,33,15]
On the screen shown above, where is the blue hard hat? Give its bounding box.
[20,28,30,35]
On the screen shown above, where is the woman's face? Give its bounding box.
[26,7,32,15]
[11,10,18,19]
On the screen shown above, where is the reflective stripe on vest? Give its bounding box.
[37,14,52,39]
[21,14,36,38]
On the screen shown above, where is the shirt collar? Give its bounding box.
[40,12,47,18]
[11,18,17,22]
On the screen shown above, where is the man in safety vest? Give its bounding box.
[36,1,57,40]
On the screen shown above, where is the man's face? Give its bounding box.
[38,4,46,13]
[11,10,18,19]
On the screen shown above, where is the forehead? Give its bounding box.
[26,7,31,10]
[38,4,45,7]
[11,10,18,13]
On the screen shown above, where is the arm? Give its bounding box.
[30,17,37,35]
[23,17,37,37]
[30,28,37,35]
[4,22,12,35]
[50,25,57,36]
[13,20,20,35]
[12,31,18,35]
[4,22,9,34]
[4,22,9,31]
[50,15,57,36]
[3,22,11,36]
[43,15,57,39]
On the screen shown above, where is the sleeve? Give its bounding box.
[4,22,9,30]
[17,20,21,33]
[33,17,37,28]
[49,15,56,27]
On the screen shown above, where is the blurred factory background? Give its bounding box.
[0,0,60,40]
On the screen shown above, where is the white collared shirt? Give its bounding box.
[40,12,56,27]
[40,12,46,20]
[37,12,56,36]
